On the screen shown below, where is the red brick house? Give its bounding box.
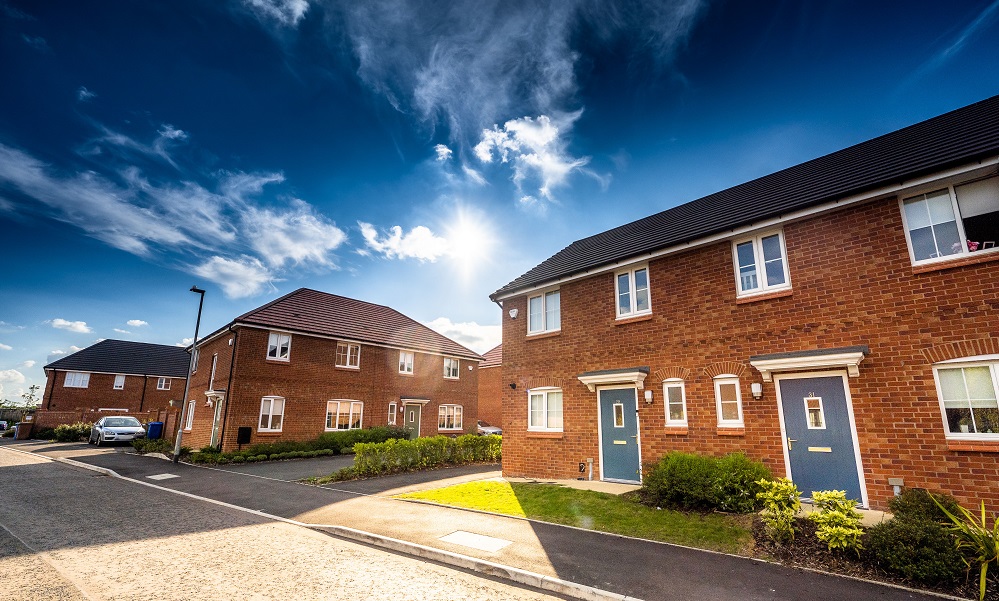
[182,288,482,451]
[477,345,502,428]
[40,339,189,424]
[490,96,999,510]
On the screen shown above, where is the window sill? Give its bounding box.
[526,431,563,439]
[663,426,688,435]
[256,431,283,437]
[265,358,290,364]
[946,439,999,452]
[736,288,793,305]
[334,365,360,371]
[443,377,460,381]
[614,313,653,326]
[398,372,414,377]
[526,330,561,341]
[912,250,999,274]
[439,428,463,432]
[716,426,745,436]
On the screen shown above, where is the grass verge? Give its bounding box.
[395,480,753,554]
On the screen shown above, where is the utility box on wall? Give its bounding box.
[236,427,252,445]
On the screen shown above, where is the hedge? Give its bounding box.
[311,434,501,482]
[186,426,408,464]
[639,451,772,513]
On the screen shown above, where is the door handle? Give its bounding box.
[630,435,638,439]
[787,438,797,450]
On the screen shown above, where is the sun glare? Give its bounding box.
[445,208,496,279]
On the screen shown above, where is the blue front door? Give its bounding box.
[599,388,641,483]
[778,375,864,503]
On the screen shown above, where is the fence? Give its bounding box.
[30,408,181,441]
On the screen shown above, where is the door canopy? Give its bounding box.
[577,367,650,392]
[750,346,869,382]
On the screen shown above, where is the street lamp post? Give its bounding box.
[173,286,205,463]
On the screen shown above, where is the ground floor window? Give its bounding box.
[714,375,744,427]
[935,360,999,437]
[259,396,285,432]
[663,379,687,426]
[388,402,397,425]
[528,388,563,431]
[327,400,363,430]
[438,404,463,430]
[185,400,195,430]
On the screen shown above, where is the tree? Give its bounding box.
[20,384,40,409]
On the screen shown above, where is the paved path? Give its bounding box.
[3,440,949,601]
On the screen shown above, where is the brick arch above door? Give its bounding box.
[921,337,999,363]
[654,367,691,382]
[703,361,747,379]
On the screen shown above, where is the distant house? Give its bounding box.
[490,95,999,511]
[41,339,189,420]
[183,288,482,451]
[477,345,502,428]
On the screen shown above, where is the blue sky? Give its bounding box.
[2,0,998,401]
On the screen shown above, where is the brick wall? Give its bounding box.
[42,370,186,414]
[501,195,999,510]
[477,366,502,426]
[185,326,480,451]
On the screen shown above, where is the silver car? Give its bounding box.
[89,416,146,446]
[477,420,502,436]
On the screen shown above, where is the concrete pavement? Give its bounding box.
[2,439,954,601]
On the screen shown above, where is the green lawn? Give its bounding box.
[395,480,753,554]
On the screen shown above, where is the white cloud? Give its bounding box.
[461,165,487,186]
[434,144,453,161]
[192,255,275,298]
[19,360,35,369]
[50,350,65,356]
[244,199,347,268]
[243,0,310,26]
[423,317,500,355]
[0,343,11,351]
[113,328,131,334]
[358,222,449,262]
[49,318,93,334]
[70,346,83,352]
[126,319,148,327]
[175,337,194,348]
[22,34,49,52]
[77,86,96,102]
[0,369,26,400]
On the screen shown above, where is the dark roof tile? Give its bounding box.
[44,339,190,377]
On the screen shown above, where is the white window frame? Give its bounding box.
[899,177,999,266]
[326,400,364,431]
[527,288,561,335]
[209,354,218,390]
[443,357,460,380]
[805,396,827,430]
[267,332,291,362]
[933,356,999,440]
[113,374,125,390]
[388,402,397,426]
[528,387,563,432]
[258,396,285,432]
[438,404,463,430]
[191,347,199,373]
[399,351,414,375]
[731,230,791,297]
[615,265,652,318]
[64,371,90,388]
[184,400,195,431]
[714,375,744,427]
[157,377,171,391]
[335,342,361,369]
[663,379,687,427]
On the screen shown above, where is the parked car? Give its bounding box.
[477,420,502,436]
[0,420,7,431]
[89,416,146,446]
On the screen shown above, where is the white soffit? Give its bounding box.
[577,369,649,392]
[751,351,867,382]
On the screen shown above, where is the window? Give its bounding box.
[267,332,291,362]
[616,266,651,318]
[388,402,397,426]
[185,400,195,431]
[64,372,90,388]
[902,177,999,263]
[438,404,463,430]
[259,396,285,432]
[528,388,563,431]
[335,342,360,369]
[443,357,460,379]
[528,289,561,334]
[191,347,199,373]
[399,351,414,374]
[209,354,218,390]
[157,377,171,390]
[663,379,687,426]
[934,360,999,437]
[733,231,790,295]
[714,376,744,427]
[113,374,125,390]
[805,396,826,429]
[326,400,363,431]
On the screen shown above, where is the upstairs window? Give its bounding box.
[934,360,999,438]
[259,396,285,432]
[64,372,90,388]
[733,231,790,296]
[438,404,463,430]
[528,289,561,334]
[335,343,360,369]
[444,357,460,379]
[267,332,291,362]
[663,379,687,426]
[399,351,414,374]
[902,177,999,263]
[157,377,171,390]
[209,354,218,390]
[528,388,563,431]
[714,375,744,427]
[326,400,363,430]
[113,374,125,390]
[616,266,651,318]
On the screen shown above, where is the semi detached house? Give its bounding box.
[183,288,481,451]
[490,95,999,511]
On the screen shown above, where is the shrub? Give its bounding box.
[809,490,864,555]
[54,422,93,442]
[348,434,500,479]
[933,498,999,601]
[866,518,964,584]
[756,478,801,543]
[640,451,771,513]
[198,445,221,454]
[31,427,56,440]
[231,455,246,463]
[131,438,174,454]
[889,488,962,523]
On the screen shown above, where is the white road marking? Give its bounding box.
[146,473,179,480]
[439,530,512,553]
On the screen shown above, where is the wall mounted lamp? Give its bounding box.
[750,382,763,399]
[509,382,517,389]
[643,390,653,404]
[509,308,519,319]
